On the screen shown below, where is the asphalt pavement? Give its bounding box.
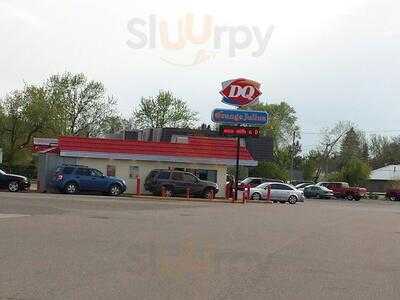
[1,192,400,300]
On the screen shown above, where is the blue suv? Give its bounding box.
[51,165,127,196]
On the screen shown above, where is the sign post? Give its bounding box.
[212,78,269,202]
[235,137,240,202]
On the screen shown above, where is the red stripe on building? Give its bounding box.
[58,136,255,161]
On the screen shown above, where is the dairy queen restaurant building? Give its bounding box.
[33,128,273,197]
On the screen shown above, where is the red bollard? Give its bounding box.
[161,186,166,198]
[209,189,215,200]
[267,185,272,203]
[186,187,191,199]
[243,184,250,203]
[136,176,141,196]
[225,183,231,199]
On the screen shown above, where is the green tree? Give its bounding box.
[301,150,320,181]
[0,86,51,165]
[361,142,369,162]
[339,158,371,186]
[101,116,130,135]
[252,161,289,181]
[247,102,299,147]
[314,121,353,181]
[132,91,198,129]
[369,135,400,168]
[45,73,118,137]
[0,72,120,165]
[340,128,361,162]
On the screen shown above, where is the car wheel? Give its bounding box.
[288,195,297,205]
[346,194,354,201]
[203,188,215,199]
[390,196,396,201]
[251,192,262,201]
[109,184,122,196]
[163,186,173,197]
[64,182,78,194]
[8,181,20,192]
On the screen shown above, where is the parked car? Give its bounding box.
[295,182,315,191]
[249,182,304,204]
[303,185,334,199]
[316,182,367,201]
[386,189,400,201]
[0,168,31,192]
[50,165,126,196]
[238,177,284,190]
[144,169,219,198]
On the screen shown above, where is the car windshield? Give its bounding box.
[302,184,313,189]
[240,178,252,184]
[296,183,312,188]
[320,186,332,191]
[255,183,270,189]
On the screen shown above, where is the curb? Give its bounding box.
[121,194,274,205]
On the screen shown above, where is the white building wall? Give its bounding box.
[77,157,227,197]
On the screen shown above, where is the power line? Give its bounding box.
[300,129,400,135]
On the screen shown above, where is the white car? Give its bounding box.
[250,182,304,204]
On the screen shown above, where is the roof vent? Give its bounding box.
[171,135,189,144]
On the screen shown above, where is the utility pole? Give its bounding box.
[290,131,296,182]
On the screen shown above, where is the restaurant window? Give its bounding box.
[186,169,217,183]
[173,167,185,171]
[107,165,116,177]
[129,166,139,179]
[171,172,184,181]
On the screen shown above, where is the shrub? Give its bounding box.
[253,162,289,181]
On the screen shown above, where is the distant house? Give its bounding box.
[367,165,400,192]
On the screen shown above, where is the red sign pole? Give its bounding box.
[136,176,141,196]
[234,137,240,202]
[267,185,271,202]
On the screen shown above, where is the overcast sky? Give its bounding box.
[1,0,399,150]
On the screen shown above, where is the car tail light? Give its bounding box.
[57,174,63,181]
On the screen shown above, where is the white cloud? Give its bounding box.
[0,1,43,28]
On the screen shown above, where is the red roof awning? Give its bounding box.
[58,136,257,166]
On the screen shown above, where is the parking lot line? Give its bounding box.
[0,214,29,219]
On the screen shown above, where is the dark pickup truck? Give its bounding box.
[316,182,367,201]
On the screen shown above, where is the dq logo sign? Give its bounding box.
[220,78,262,107]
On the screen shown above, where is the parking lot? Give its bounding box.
[1,192,400,299]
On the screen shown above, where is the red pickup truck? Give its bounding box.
[316,182,367,201]
[386,189,400,201]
